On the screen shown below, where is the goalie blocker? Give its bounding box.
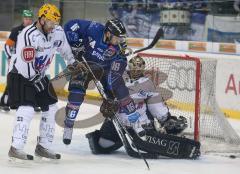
[86,119,200,159]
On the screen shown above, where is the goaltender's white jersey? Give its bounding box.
[126,77,169,122]
[9,22,74,79]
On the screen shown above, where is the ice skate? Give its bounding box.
[34,107,41,112]
[63,127,73,145]
[8,146,33,161]
[0,104,10,112]
[35,144,61,160]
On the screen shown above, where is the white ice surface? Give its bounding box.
[0,99,240,174]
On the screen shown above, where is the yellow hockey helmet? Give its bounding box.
[38,3,61,24]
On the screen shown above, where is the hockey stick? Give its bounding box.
[50,61,87,82]
[51,28,163,82]
[112,114,150,170]
[124,28,164,56]
[80,55,150,170]
[50,69,72,82]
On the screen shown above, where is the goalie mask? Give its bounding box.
[128,55,146,80]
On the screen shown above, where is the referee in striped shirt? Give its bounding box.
[0,9,33,111]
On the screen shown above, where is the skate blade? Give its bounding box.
[0,108,10,112]
[8,157,34,167]
[34,153,60,164]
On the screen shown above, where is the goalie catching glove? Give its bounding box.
[160,114,188,135]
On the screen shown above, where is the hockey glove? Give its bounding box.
[67,60,88,75]
[100,99,119,118]
[30,73,48,92]
[119,41,133,56]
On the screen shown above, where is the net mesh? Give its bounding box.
[138,53,240,153]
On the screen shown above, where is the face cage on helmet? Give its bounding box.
[128,69,145,80]
[45,19,58,27]
[128,64,145,80]
[109,32,126,44]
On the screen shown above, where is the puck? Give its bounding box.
[229,155,236,159]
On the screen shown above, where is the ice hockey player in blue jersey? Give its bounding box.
[63,18,141,145]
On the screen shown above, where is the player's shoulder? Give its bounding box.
[20,23,38,36]
[64,19,91,31]
[51,25,66,41]
[88,21,104,30]
[53,25,64,33]
[89,21,104,35]
[11,24,24,33]
[85,21,104,40]
[65,18,89,25]
[19,23,38,45]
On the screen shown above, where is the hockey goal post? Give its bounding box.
[137,52,240,153]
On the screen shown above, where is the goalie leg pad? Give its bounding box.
[85,130,123,154]
[112,119,160,159]
[99,119,122,143]
[129,129,201,159]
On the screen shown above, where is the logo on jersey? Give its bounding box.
[21,46,35,63]
[35,55,52,71]
[103,46,116,59]
[97,48,103,52]
[92,50,104,61]
[70,23,80,31]
[138,89,147,97]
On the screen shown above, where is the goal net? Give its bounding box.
[138,52,240,154]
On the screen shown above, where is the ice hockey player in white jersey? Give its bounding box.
[7,4,75,160]
[118,56,187,135]
[86,55,200,159]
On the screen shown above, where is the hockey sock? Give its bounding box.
[12,106,35,150]
[38,104,57,149]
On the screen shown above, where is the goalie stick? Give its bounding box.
[80,55,150,170]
